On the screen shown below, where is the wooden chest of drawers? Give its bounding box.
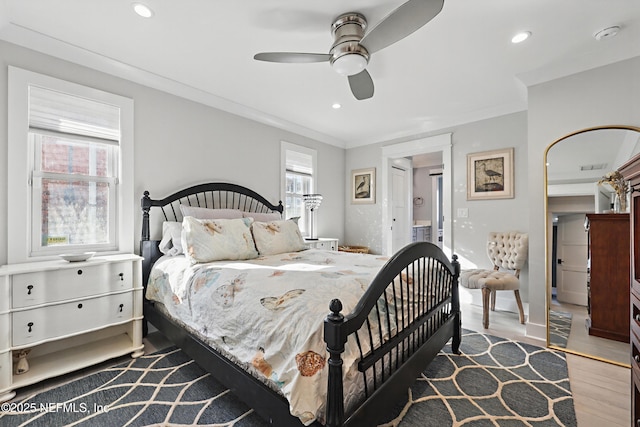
[619,153,640,426]
[585,213,630,342]
[0,254,144,402]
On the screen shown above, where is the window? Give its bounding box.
[281,142,317,237]
[8,67,134,263]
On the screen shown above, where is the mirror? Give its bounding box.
[545,125,640,367]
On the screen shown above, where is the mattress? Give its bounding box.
[146,248,396,425]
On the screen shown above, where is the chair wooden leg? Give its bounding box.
[481,287,491,329]
[490,289,496,311]
[514,290,525,324]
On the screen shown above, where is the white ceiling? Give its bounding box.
[1,0,639,149]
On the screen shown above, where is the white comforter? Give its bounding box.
[146,249,393,425]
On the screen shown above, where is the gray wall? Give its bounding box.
[345,112,529,312]
[345,57,640,342]
[526,56,640,339]
[450,112,529,312]
[0,40,345,265]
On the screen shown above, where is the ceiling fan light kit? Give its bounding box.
[331,53,368,76]
[329,13,370,76]
[253,0,445,100]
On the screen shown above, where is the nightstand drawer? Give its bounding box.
[305,238,338,251]
[12,261,133,308]
[312,240,336,250]
[12,292,134,347]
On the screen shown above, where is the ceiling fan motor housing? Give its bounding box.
[330,13,370,76]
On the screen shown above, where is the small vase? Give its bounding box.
[613,193,622,213]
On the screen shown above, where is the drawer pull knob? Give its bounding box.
[27,285,33,295]
[119,273,124,281]
[77,269,83,275]
[78,303,83,309]
[27,322,33,333]
[119,303,124,312]
[636,314,640,323]
[636,355,640,363]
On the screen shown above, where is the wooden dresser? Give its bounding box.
[585,213,630,343]
[620,153,640,427]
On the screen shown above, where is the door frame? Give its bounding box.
[381,133,452,256]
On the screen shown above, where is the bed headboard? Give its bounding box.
[140,182,284,285]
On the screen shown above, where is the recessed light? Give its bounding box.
[132,2,154,18]
[332,103,341,109]
[511,31,531,44]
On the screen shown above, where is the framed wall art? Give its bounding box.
[467,147,514,200]
[351,167,376,204]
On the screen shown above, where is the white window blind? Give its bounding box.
[29,86,121,143]
[286,149,313,175]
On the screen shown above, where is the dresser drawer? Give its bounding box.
[633,291,640,341]
[12,292,134,347]
[12,262,133,308]
[632,331,640,379]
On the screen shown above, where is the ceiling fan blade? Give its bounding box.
[360,0,444,54]
[254,52,331,63]
[348,69,374,100]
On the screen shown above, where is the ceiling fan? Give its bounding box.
[253,0,444,100]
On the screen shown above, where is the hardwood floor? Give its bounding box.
[460,296,631,427]
[550,296,628,365]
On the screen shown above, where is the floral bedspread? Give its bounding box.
[146,249,392,425]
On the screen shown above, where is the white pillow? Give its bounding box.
[251,220,306,255]
[179,205,243,220]
[158,221,183,256]
[243,211,282,222]
[182,216,258,264]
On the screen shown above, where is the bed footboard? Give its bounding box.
[324,242,460,427]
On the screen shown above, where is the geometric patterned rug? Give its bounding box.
[382,330,576,426]
[0,330,576,427]
[548,311,573,349]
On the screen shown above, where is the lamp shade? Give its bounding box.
[303,194,323,210]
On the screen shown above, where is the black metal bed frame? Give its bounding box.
[140,182,461,427]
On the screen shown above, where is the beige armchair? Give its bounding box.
[460,231,528,329]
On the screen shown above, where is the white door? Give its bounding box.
[391,166,409,253]
[556,213,588,306]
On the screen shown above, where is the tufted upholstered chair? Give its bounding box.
[460,232,528,329]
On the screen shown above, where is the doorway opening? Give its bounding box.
[381,133,452,257]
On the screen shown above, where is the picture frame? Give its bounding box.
[467,147,514,200]
[351,167,376,204]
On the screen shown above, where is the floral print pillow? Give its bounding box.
[251,220,306,255]
[182,216,258,264]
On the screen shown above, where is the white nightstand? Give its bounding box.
[0,253,144,402]
[305,238,339,251]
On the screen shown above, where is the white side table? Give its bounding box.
[304,238,339,251]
